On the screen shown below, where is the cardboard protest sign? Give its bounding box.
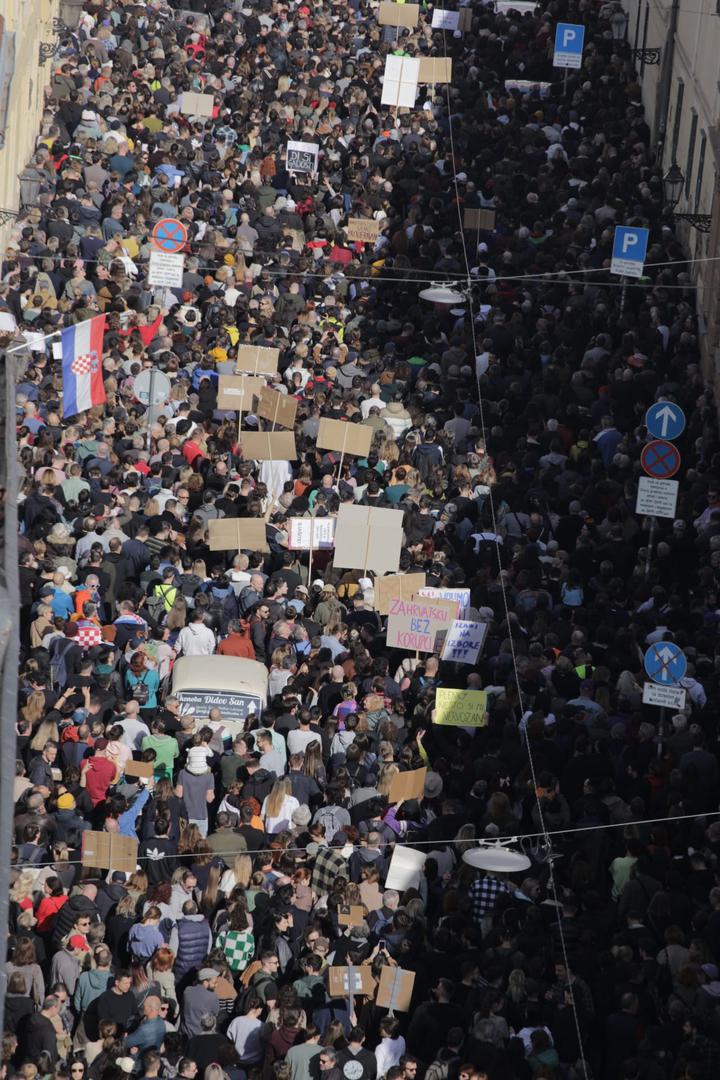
[334,504,403,575]
[120,236,140,258]
[256,385,298,429]
[378,1,419,24]
[386,596,458,652]
[374,573,426,615]
[418,586,470,613]
[441,620,488,664]
[288,517,336,550]
[346,218,381,244]
[235,344,280,375]
[337,906,366,927]
[82,832,138,875]
[123,760,154,780]
[434,687,488,726]
[385,846,426,891]
[389,766,427,803]
[458,7,473,29]
[208,518,269,553]
[463,208,496,230]
[431,8,460,28]
[376,966,416,1012]
[495,0,538,11]
[286,140,319,174]
[316,418,372,458]
[418,57,453,83]
[329,966,375,998]
[181,92,215,117]
[381,56,420,108]
[217,376,264,411]
[239,431,297,461]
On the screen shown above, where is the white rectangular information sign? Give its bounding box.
[635,477,679,519]
[642,682,686,710]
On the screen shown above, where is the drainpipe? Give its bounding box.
[655,0,680,148]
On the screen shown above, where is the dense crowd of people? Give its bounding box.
[4,1,720,1080]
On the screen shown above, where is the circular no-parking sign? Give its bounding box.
[152,217,188,254]
[641,439,681,479]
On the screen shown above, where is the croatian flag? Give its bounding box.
[61,315,107,417]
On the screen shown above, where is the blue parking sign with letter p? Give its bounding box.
[553,23,585,68]
[610,225,649,279]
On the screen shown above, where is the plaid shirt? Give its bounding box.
[470,874,510,923]
[311,847,347,896]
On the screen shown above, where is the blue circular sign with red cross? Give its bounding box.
[152,217,188,254]
[641,439,681,479]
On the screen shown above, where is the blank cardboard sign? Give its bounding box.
[316,418,372,458]
[418,57,452,83]
[217,376,264,411]
[463,208,496,230]
[388,766,427,803]
[239,431,297,461]
[207,518,269,552]
[329,966,375,998]
[123,760,154,780]
[333,504,403,575]
[374,573,427,615]
[82,832,138,875]
[378,1,419,24]
[235,345,280,375]
[376,966,416,1012]
[181,92,215,117]
[256,386,298,429]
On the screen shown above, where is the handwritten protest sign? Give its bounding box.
[434,688,487,726]
[441,620,487,664]
[346,218,381,244]
[431,9,460,28]
[288,517,336,550]
[386,597,458,652]
[418,586,470,614]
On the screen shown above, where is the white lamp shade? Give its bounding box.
[419,285,466,304]
[463,845,532,872]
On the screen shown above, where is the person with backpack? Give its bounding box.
[146,568,178,627]
[124,652,159,714]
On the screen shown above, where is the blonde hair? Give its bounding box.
[29,716,59,753]
[377,763,399,797]
[231,854,253,889]
[265,778,291,819]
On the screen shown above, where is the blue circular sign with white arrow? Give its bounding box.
[645,402,686,442]
[644,642,687,685]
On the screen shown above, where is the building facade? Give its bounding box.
[623,0,720,380]
[0,0,60,252]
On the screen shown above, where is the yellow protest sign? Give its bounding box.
[434,688,487,726]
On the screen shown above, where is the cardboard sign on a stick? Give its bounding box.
[463,208,496,230]
[317,418,373,458]
[235,345,280,376]
[239,431,297,461]
[386,595,458,652]
[381,55,420,109]
[123,760,154,780]
[329,966,375,998]
[288,517,336,550]
[82,832,138,875]
[286,140,319,174]
[378,1,419,24]
[337,906,366,927]
[374,573,427,615]
[458,7,473,30]
[346,218,381,244]
[181,92,215,117]
[217,376,264,411]
[441,620,488,665]
[334,504,403,576]
[376,966,416,1012]
[418,57,453,83]
[389,766,427,803]
[256,386,298,430]
[431,9,460,29]
[207,518,269,553]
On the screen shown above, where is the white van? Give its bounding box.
[170,655,268,737]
